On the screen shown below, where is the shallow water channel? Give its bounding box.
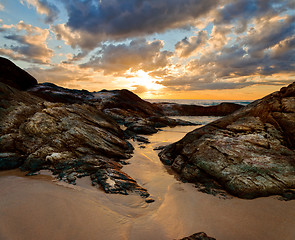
[0,118,295,240]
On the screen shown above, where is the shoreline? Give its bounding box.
[1,125,295,240]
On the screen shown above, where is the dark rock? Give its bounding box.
[126,122,158,135]
[0,82,149,198]
[0,57,37,90]
[145,198,155,203]
[28,82,94,104]
[160,82,295,199]
[95,89,164,117]
[0,153,25,170]
[155,102,243,116]
[153,145,166,151]
[179,232,216,240]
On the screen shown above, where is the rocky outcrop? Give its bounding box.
[28,83,196,137]
[159,82,295,200]
[0,57,37,90]
[179,232,216,240]
[155,102,243,116]
[93,89,197,136]
[0,82,150,199]
[28,82,94,104]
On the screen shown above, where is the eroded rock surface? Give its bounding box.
[160,82,295,200]
[0,83,149,199]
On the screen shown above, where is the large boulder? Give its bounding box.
[0,57,37,90]
[159,82,295,200]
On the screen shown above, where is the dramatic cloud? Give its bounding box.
[158,1,295,91]
[1,0,294,97]
[21,0,59,23]
[55,0,218,50]
[175,30,208,58]
[81,38,173,76]
[0,21,53,64]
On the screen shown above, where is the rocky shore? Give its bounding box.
[2,56,294,203]
[0,57,206,201]
[159,82,295,200]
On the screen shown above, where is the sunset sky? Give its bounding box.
[0,0,294,100]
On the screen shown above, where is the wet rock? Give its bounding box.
[0,153,25,170]
[145,198,155,203]
[179,232,216,240]
[126,121,158,135]
[160,82,295,199]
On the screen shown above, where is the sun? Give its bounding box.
[129,70,164,91]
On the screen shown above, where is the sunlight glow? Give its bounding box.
[129,70,164,92]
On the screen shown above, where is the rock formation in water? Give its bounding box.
[155,102,243,116]
[179,232,216,240]
[159,82,295,200]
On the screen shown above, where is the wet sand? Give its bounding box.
[1,125,295,240]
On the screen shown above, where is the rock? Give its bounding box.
[0,153,25,170]
[28,82,94,104]
[0,57,37,90]
[155,102,243,116]
[94,89,164,117]
[159,82,295,199]
[28,84,197,138]
[125,121,158,135]
[179,232,216,240]
[0,82,149,198]
[145,198,155,203]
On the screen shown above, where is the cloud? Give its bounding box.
[132,85,148,94]
[55,0,218,50]
[25,63,128,91]
[0,3,4,11]
[242,15,295,58]
[159,9,295,91]
[21,0,59,23]
[215,0,292,26]
[26,65,94,85]
[0,21,53,64]
[81,38,173,75]
[175,30,208,58]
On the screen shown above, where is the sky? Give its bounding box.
[0,0,294,100]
